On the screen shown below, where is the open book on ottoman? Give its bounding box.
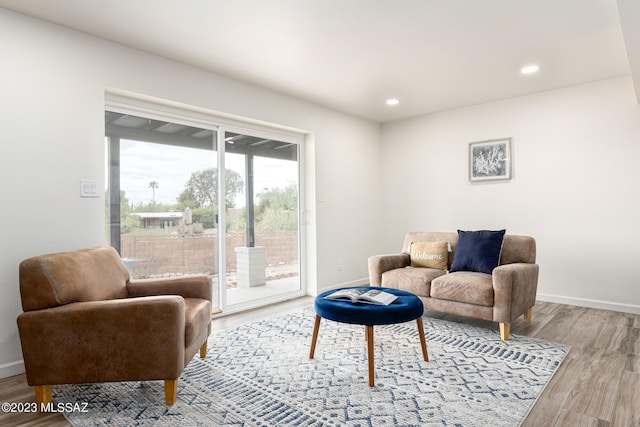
[324,288,397,305]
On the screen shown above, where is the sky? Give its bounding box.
[114,139,298,208]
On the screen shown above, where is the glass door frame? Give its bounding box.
[216,125,306,315]
[104,105,222,310]
[105,93,307,315]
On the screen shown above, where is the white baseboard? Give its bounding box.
[313,277,369,296]
[537,293,640,314]
[0,359,24,379]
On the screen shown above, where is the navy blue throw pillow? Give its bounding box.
[449,229,506,275]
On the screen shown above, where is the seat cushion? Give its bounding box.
[381,267,446,297]
[431,271,494,307]
[184,298,211,349]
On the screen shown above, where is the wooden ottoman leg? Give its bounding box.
[416,317,429,362]
[366,325,375,387]
[309,315,322,359]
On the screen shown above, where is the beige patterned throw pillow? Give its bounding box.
[410,241,448,270]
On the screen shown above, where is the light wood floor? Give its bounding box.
[1,297,638,426]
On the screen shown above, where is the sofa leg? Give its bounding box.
[523,308,532,323]
[200,340,207,358]
[164,380,177,405]
[34,385,52,407]
[499,323,510,341]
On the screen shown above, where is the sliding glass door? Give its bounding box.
[220,129,302,310]
[105,111,221,311]
[105,110,304,313]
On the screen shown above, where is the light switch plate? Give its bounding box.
[80,179,99,198]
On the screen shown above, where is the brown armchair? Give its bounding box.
[16,246,212,406]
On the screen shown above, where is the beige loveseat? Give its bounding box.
[368,232,538,340]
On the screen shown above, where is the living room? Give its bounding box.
[0,1,639,426]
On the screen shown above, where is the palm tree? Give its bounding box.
[148,180,159,202]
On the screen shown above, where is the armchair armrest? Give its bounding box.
[368,254,410,287]
[17,296,186,386]
[492,263,539,323]
[127,275,212,301]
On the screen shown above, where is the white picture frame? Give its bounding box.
[469,138,511,182]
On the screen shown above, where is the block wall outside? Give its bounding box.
[120,231,298,279]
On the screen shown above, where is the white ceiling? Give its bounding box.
[1,0,638,123]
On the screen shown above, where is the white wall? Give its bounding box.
[381,76,640,313]
[0,9,381,377]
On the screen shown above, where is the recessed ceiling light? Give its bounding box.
[521,64,540,75]
[386,98,399,106]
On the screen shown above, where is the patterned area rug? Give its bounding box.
[58,308,569,426]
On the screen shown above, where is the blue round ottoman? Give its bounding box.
[309,287,429,386]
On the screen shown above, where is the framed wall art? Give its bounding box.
[469,138,511,182]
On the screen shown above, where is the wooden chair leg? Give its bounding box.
[199,340,207,358]
[366,325,375,387]
[34,385,52,407]
[164,380,177,405]
[499,323,510,341]
[523,308,533,323]
[416,317,429,362]
[309,315,321,359]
